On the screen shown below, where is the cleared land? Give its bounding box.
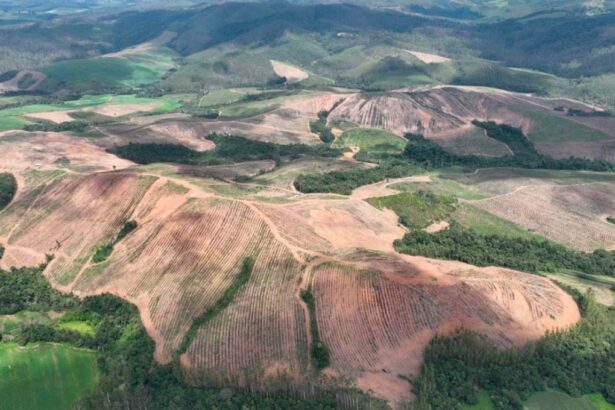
[311,253,578,403]
[448,169,615,251]
[270,60,309,83]
[524,390,597,410]
[0,343,98,410]
[406,50,451,64]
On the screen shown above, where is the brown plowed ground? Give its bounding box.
[311,252,579,403]
[99,118,216,152]
[328,87,529,138]
[0,160,581,405]
[0,132,132,172]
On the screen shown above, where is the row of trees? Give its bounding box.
[394,222,615,277]
[294,159,419,195]
[0,172,17,210]
[403,132,615,172]
[112,134,342,167]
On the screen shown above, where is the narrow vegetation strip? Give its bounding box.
[394,222,615,277]
[300,286,330,370]
[92,220,137,264]
[177,257,255,355]
[0,173,17,210]
[112,134,341,166]
[294,159,419,195]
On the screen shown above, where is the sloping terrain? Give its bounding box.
[311,253,578,402]
[328,87,530,138]
[449,169,615,251]
[0,162,581,404]
[328,86,615,159]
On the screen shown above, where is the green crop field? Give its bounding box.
[39,58,163,92]
[513,106,610,142]
[199,89,245,107]
[334,128,406,158]
[524,391,598,410]
[453,203,543,240]
[367,191,456,229]
[463,390,495,410]
[0,343,98,410]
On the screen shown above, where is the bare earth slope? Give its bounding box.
[328,86,615,160]
[0,162,580,405]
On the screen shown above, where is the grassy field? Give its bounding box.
[524,390,600,410]
[513,106,610,142]
[453,203,544,240]
[57,321,96,336]
[218,102,280,120]
[39,57,166,92]
[463,390,495,410]
[0,312,52,339]
[198,89,245,107]
[367,191,456,229]
[0,94,181,131]
[392,174,488,201]
[547,270,615,306]
[334,128,406,158]
[586,393,615,410]
[0,343,99,410]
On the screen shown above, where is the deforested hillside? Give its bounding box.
[310,253,578,402]
[0,166,581,404]
[328,87,528,137]
[328,86,615,160]
[2,1,615,408]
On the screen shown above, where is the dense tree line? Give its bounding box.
[394,222,615,277]
[300,287,330,370]
[112,134,341,166]
[472,120,536,156]
[177,257,254,355]
[0,264,78,315]
[0,172,17,210]
[404,132,615,172]
[310,110,335,143]
[92,220,137,263]
[413,292,615,409]
[295,124,615,195]
[294,159,419,195]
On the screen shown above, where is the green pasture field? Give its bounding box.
[0,343,99,410]
[334,128,406,157]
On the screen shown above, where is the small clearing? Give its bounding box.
[351,175,432,200]
[270,60,309,83]
[0,70,46,93]
[87,103,161,117]
[424,221,450,233]
[405,50,451,64]
[26,111,75,124]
